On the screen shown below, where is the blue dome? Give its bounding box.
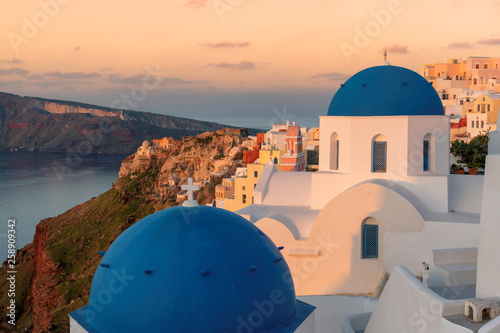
[327,65,444,117]
[72,206,296,333]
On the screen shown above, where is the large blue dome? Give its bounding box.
[71,206,297,333]
[327,65,444,117]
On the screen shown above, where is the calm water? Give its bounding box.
[0,151,127,260]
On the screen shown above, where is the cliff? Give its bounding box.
[0,91,261,154]
[0,129,247,332]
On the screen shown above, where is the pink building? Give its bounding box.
[280,126,306,171]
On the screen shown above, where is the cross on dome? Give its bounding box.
[380,50,391,66]
[181,177,200,207]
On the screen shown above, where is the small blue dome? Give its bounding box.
[73,206,296,333]
[327,65,444,117]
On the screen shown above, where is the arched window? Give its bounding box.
[479,76,485,85]
[372,134,387,173]
[330,132,339,170]
[423,133,435,172]
[362,217,378,259]
[473,77,478,85]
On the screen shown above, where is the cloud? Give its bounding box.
[107,74,144,84]
[0,58,23,64]
[107,73,206,85]
[382,44,409,54]
[203,41,250,48]
[0,68,29,76]
[309,72,350,81]
[185,0,207,8]
[477,38,500,45]
[74,46,81,51]
[28,74,44,80]
[209,61,256,70]
[43,71,102,79]
[447,42,474,49]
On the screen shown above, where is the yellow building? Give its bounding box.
[215,178,235,209]
[258,149,284,170]
[223,164,264,212]
[471,94,500,124]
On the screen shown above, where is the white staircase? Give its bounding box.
[427,247,478,289]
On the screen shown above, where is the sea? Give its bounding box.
[0,151,127,261]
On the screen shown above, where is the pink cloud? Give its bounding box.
[309,72,350,81]
[186,0,208,8]
[209,61,256,70]
[382,44,409,54]
[203,41,250,48]
[447,42,474,49]
[477,38,500,45]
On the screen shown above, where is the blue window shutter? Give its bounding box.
[363,225,378,258]
[423,140,429,171]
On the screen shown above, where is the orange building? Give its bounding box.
[243,147,259,164]
[151,137,180,150]
[256,133,265,148]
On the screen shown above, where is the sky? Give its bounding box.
[1,0,500,129]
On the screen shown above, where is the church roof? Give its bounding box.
[71,206,297,333]
[327,65,445,117]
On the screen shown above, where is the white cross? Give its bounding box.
[181,178,200,201]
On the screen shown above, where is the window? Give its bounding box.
[481,121,484,128]
[254,171,258,177]
[372,135,387,173]
[460,100,464,105]
[476,63,480,69]
[488,104,491,112]
[472,121,475,128]
[484,64,489,69]
[423,140,430,171]
[254,184,256,189]
[242,186,245,191]
[242,194,246,204]
[423,133,434,172]
[330,132,339,170]
[477,104,481,112]
[476,121,479,128]
[363,224,378,258]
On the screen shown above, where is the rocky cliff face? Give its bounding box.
[0,128,247,332]
[0,91,261,154]
[40,101,120,118]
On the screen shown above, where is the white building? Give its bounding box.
[237,63,500,332]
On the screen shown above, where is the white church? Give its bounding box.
[70,62,500,332]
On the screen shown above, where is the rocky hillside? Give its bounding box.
[0,129,247,332]
[0,91,260,154]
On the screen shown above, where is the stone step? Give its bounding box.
[430,247,478,266]
[436,263,477,287]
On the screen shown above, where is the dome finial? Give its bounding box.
[181,177,200,207]
[380,50,391,66]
